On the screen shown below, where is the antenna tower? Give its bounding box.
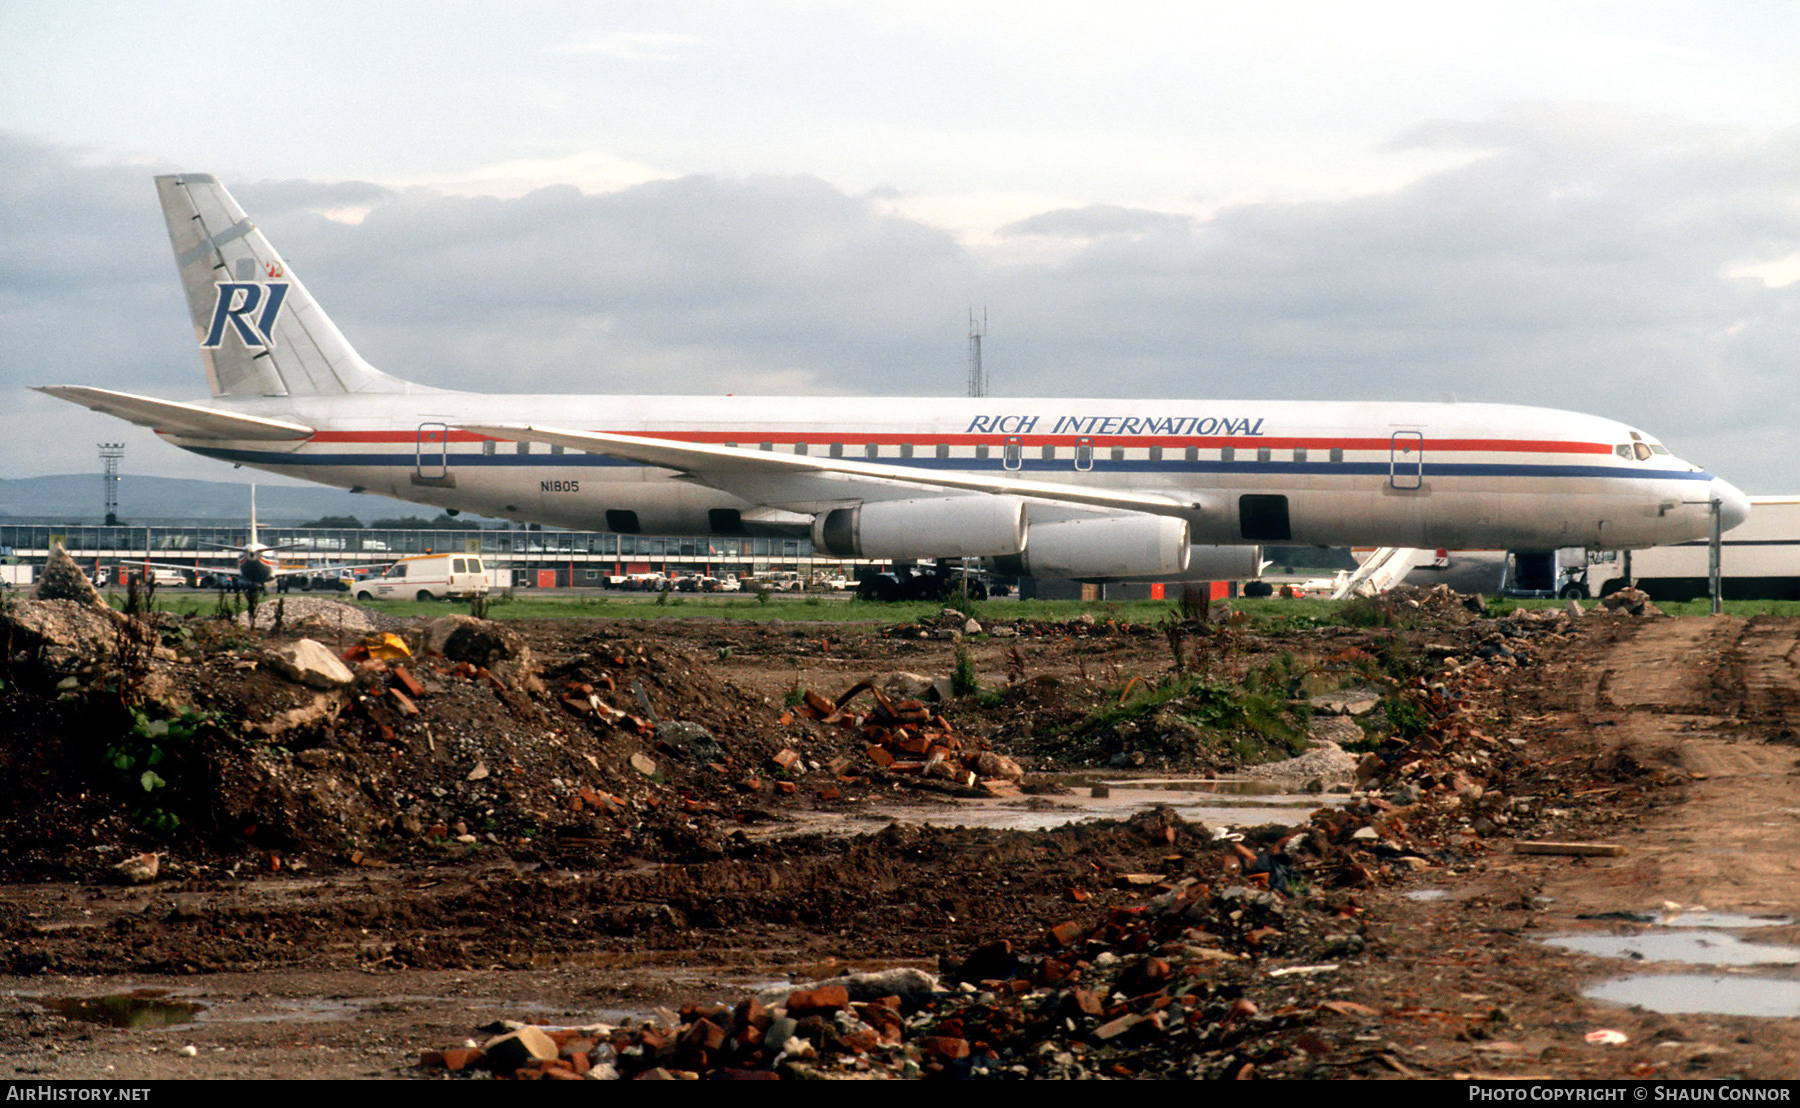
[967,307,987,398]
[99,442,124,526]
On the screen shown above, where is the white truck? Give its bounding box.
[353,554,490,601]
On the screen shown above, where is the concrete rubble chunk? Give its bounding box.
[835,967,941,1007]
[973,750,1023,781]
[112,853,160,885]
[269,638,355,689]
[480,1025,559,1073]
[1242,740,1357,790]
[1597,587,1663,617]
[34,546,107,608]
[878,672,934,699]
[657,721,721,758]
[0,598,147,672]
[240,596,377,634]
[426,613,539,690]
[1308,689,1382,716]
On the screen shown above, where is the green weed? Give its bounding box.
[952,645,979,697]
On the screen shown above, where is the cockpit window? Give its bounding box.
[1615,444,1633,460]
[1649,444,1670,455]
[1634,443,1653,461]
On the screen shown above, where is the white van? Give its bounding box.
[354,554,489,601]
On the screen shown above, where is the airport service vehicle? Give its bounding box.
[116,566,190,589]
[40,174,1750,581]
[353,554,489,601]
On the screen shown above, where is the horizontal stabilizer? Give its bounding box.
[460,423,1218,521]
[35,386,315,440]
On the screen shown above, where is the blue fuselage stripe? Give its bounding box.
[184,447,1712,484]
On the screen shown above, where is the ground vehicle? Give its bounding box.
[856,565,990,602]
[757,571,804,592]
[353,554,489,601]
[118,567,189,588]
[0,564,35,588]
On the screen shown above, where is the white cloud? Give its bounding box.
[396,151,681,200]
[550,32,702,61]
[3,94,1797,491]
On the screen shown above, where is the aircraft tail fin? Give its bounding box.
[156,173,420,399]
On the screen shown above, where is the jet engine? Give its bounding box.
[988,516,1263,582]
[990,515,1192,580]
[812,496,1027,560]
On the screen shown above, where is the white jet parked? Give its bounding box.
[40,174,1750,584]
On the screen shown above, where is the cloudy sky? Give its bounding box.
[2,1,1797,494]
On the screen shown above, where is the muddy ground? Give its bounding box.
[0,589,1794,1080]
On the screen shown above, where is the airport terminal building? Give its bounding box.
[0,522,837,590]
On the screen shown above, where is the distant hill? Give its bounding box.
[0,474,503,527]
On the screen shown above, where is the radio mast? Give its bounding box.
[99,442,124,526]
[967,307,987,398]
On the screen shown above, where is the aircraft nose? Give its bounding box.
[1709,477,1751,533]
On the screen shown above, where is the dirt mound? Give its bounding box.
[0,613,897,881]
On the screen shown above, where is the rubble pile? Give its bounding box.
[882,608,1160,642]
[8,583,1773,1078]
[237,595,394,635]
[1338,602,1618,846]
[789,677,1024,794]
[418,807,1474,1080]
[1341,583,1485,627]
[0,606,890,879]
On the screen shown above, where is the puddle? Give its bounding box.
[1544,931,1800,966]
[755,774,1328,837]
[1549,904,1800,1016]
[1405,889,1450,902]
[1658,912,1792,929]
[1584,973,1800,1018]
[1049,775,1289,797]
[43,990,204,1029]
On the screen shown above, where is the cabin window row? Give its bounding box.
[479,441,1350,464]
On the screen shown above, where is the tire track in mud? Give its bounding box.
[1532,616,1800,918]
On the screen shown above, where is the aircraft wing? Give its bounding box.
[35,387,316,440]
[109,559,214,577]
[107,558,385,576]
[269,561,390,578]
[460,424,1220,519]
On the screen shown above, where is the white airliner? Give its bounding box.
[129,484,384,596]
[40,174,1750,584]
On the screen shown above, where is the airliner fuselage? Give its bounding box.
[39,173,1752,582]
[172,391,1740,552]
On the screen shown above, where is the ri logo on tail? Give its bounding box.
[201,278,290,350]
